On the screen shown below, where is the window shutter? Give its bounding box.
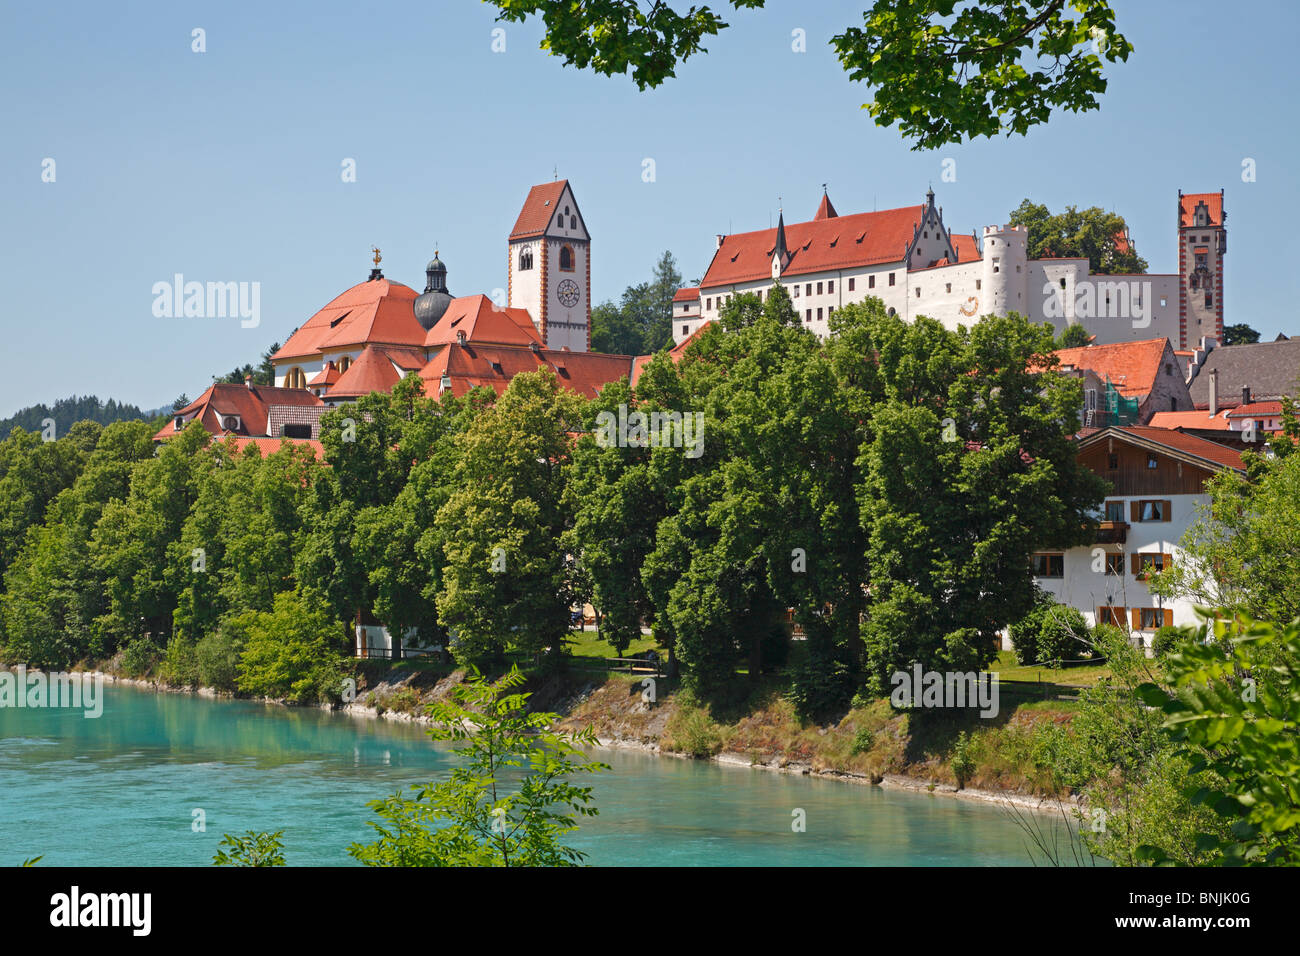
[1130,554,1140,576]
[1130,501,1141,522]
[1163,608,1174,628]
[1163,552,1173,570]
[1130,608,1141,631]
[1161,500,1172,521]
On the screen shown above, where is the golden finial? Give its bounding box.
[372,246,382,267]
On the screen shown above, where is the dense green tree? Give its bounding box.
[589,250,683,355]
[0,423,96,580]
[1054,323,1093,349]
[484,1,1130,150]
[89,422,210,648]
[857,306,1108,687]
[1008,199,1149,274]
[1,421,156,666]
[233,588,347,704]
[435,371,584,665]
[1222,323,1260,346]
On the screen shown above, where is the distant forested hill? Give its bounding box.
[0,395,158,438]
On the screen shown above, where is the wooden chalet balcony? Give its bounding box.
[1094,520,1129,545]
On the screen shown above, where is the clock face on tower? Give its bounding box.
[556,278,581,307]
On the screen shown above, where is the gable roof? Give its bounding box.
[672,287,700,303]
[701,204,926,288]
[424,294,541,348]
[326,346,409,400]
[1079,425,1246,474]
[154,383,323,441]
[1179,191,1224,229]
[420,343,633,400]
[1188,338,1300,408]
[509,180,570,240]
[273,278,424,361]
[1053,338,1171,397]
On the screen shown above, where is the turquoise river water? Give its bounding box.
[0,683,1083,866]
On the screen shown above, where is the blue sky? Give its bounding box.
[3,0,1298,417]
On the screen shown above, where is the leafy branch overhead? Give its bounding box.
[485,0,1132,149]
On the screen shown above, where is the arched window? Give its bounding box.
[288,367,304,389]
[518,247,533,271]
[338,356,352,373]
[559,244,574,271]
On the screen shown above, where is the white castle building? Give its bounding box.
[681,188,1226,351]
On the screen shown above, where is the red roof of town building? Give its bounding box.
[424,294,541,349]
[1082,425,1246,473]
[273,278,425,361]
[326,346,415,400]
[509,180,570,240]
[1179,191,1224,229]
[701,204,927,288]
[1052,338,1170,397]
[154,383,323,442]
[672,287,701,303]
[308,361,341,387]
[1147,408,1232,431]
[813,192,838,221]
[420,343,632,400]
[1227,401,1285,418]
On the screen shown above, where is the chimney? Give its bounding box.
[1209,368,1219,416]
[1242,385,1251,406]
[456,330,466,345]
[715,234,725,249]
[245,375,253,389]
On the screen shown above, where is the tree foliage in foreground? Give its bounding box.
[349,667,607,867]
[485,0,1131,150]
[1137,614,1300,866]
[212,830,287,866]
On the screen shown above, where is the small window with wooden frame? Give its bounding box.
[1132,499,1171,522]
[1098,606,1127,627]
[1131,552,1173,580]
[1132,607,1173,630]
[1030,553,1064,578]
[1104,553,1124,576]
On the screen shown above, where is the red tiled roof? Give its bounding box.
[1227,401,1284,418]
[509,180,569,240]
[424,294,541,349]
[672,287,700,303]
[701,204,926,288]
[1051,338,1170,398]
[1147,409,1232,431]
[951,233,979,263]
[273,278,424,361]
[308,361,341,387]
[326,346,417,400]
[813,192,838,220]
[154,383,323,441]
[1099,425,1246,472]
[420,343,632,400]
[1179,191,1224,229]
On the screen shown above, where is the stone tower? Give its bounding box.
[1178,190,1226,349]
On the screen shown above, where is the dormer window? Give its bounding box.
[174,416,184,431]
